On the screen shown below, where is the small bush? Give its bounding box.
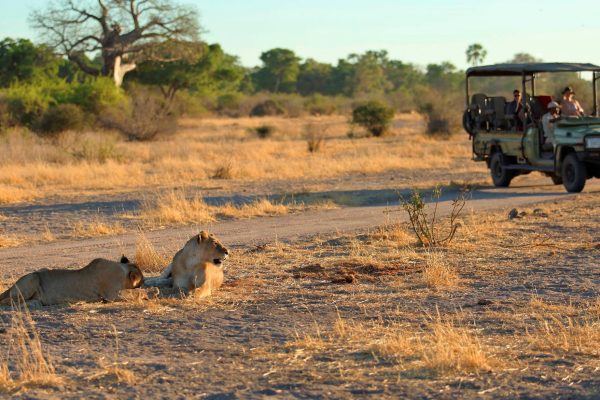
[250,99,286,117]
[253,125,275,139]
[3,83,54,126]
[216,93,245,117]
[100,88,177,141]
[37,104,85,136]
[304,123,327,153]
[211,162,234,179]
[304,94,337,116]
[351,101,394,137]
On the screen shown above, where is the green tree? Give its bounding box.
[254,48,300,93]
[466,43,487,67]
[507,53,541,63]
[32,0,201,86]
[0,38,60,87]
[297,58,333,95]
[131,42,246,104]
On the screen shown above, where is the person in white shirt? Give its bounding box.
[542,101,561,147]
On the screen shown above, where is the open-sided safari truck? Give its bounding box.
[463,63,600,192]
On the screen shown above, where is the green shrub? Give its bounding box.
[351,101,394,137]
[216,93,245,117]
[3,83,54,126]
[304,94,337,116]
[69,78,127,113]
[250,99,286,117]
[37,104,85,136]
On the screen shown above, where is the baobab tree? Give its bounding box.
[31,0,201,86]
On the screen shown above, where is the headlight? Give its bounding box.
[585,137,600,149]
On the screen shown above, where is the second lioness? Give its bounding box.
[146,231,229,297]
[0,256,144,307]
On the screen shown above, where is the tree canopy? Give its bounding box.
[31,0,201,86]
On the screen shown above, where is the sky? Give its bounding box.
[1,0,600,69]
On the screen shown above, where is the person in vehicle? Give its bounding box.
[542,101,561,148]
[506,89,523,130]
[561,86,584,117]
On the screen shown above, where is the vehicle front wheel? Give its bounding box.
[561,153,586,193]
[489,152,514,187]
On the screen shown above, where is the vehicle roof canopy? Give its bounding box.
[466,63,600,77]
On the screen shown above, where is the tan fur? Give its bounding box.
[0,257,144,307]
[157,231,229,297]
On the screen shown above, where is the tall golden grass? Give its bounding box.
[0,115,481,204]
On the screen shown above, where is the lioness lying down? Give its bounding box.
[144,231,229,297]
[0,256,144,307]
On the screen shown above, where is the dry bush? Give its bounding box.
[0,300,63,392]
[70,217,126,238]
[138,191,215,225]
[134,232,170,273]
[100,88,177,141]
[422,250,460,289]
[304,123,327,153]
[252,125,275,139]
[211,162,234,179]
[370,224,414,247]
[401,187,466,247]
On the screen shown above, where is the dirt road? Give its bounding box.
[2,181,597,277]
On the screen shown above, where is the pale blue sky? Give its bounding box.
[1,0,600,69]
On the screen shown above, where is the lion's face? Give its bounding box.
[186,231,229,266]
[120,255,144,289]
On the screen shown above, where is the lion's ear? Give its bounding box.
[120,255,130,264]
[199,231,209,242]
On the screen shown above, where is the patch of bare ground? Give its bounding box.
[1,193,600,397]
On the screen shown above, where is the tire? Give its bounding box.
[462,110,475,136]
[550,174,563,185]
[561,153,586,193]
[489,151,514,187]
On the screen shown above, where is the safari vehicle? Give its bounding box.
[463,63,600,192]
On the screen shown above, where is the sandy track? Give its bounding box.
[1,182,596,277]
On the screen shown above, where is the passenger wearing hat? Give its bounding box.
[561,86,584,117]
[542,101,561,148]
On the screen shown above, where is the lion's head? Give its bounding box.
[120,255,144,289]
[182,231,229,266]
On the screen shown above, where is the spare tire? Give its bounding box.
[462,109,475,136]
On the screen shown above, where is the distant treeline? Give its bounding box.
[0,37,594,138]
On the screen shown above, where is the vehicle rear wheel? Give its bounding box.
[489,151,514,187]
[550,174,563,185]
[561,153,586,193]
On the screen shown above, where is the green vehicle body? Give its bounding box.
[463,63,600,192]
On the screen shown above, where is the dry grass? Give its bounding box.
[136,191,215,225]
[70,217,126,238]
[0,234,23,248]
[217,198,288,219]
[527,315,600,355]
[290,313,495,375]
[135,191,296,226]
[0,301,63,393]
[0,115,484,203]
[420,319,493,373]
[421,250,460,289]
[134,232,170,273]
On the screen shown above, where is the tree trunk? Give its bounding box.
[113,56,136,87]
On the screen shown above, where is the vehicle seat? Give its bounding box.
[529,97,544,121]
[470,93,488,130]
[487,96,508,130]
[535,95,553,111]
